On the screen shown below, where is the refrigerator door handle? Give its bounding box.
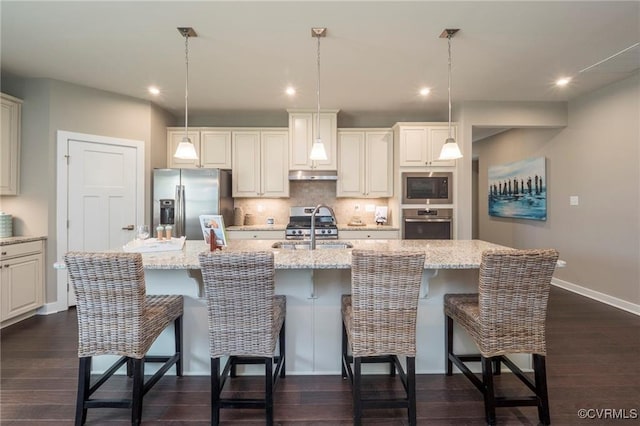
[180,185,186,238]
[175,184,182,237]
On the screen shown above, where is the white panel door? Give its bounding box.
[66,139,139,305]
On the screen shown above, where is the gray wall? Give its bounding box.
[0,77,174,303]
[474,72,640,305]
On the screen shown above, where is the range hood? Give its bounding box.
[288,170,338,181]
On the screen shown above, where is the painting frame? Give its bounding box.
[488,157,547,221]
[199,214,228,246]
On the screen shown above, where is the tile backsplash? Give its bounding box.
[232,181,390,226]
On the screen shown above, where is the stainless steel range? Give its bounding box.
[285,206,338,240]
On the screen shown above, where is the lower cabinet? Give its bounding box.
[226,230,285,240]
[1,240,45,324]
[340,229,399,239]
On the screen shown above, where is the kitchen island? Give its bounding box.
[95,239,523,375]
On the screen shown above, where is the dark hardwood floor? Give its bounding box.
[1,287,639,425]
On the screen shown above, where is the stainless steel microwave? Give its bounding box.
[402,172,453,204]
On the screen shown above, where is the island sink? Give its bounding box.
[272,241,353,250]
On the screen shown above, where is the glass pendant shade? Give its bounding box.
[174,136,198,160]
[309,138,328,161]
[173,27,199,161]
[438,28,462,161]
[439,137,463,160]
[310,27,328,162]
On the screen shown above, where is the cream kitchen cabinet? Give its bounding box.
[1,93,22,195]
[337,129,393,198]
[232,129,289,198]
[288,110,338,170]
[1,239,45,325]
[395,123,457,167]
[226,230,285,240]
[339,229,399,239]
[167,127,232,169]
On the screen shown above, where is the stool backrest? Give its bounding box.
[350,249,426,357]
[199,251,276,357]
[64,252,147,358]
[478,249,559,356]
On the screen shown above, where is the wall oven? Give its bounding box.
[402,208,453,239]
[402,172,452,205]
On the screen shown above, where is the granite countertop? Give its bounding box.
[0,236,47,246]
[138,239,510,271]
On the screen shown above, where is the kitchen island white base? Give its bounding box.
[91,266,530,376]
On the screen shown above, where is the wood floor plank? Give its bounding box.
[1,287,639,425]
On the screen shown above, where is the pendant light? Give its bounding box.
[438,28,463,161]
[174,27,199,160]
[309,27,328,161]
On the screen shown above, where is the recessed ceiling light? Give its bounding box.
[148,86,160,95]
[419,87,431,96]
[285,86,296,96]
[556,77,571,87]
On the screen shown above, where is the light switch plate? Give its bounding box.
[569,196,579,206]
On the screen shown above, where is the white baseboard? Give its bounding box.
[552,277,640,316]
[36,301,68,315]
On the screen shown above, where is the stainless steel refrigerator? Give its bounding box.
[152,169,233,240]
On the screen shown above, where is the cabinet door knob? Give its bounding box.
[1,251,6,255]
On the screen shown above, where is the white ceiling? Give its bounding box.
[2,1,639,119]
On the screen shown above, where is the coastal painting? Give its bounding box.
[488,157,547,220]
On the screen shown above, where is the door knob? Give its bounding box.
[122,225,135,230]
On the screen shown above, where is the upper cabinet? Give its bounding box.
[1,93,22,195]
[337,129,393,198]
[395,123,457,167]
[167,127,232,169]
[232,129,289,198]
[288,110,338,170]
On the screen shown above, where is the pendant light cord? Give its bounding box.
[184,33,189,137]
[316,33,321,142]
[447,34,452,139]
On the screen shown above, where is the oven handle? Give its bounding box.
[404,218,452,223]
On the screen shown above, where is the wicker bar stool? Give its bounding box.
[198,251,285,426]
[444,248,559,425]
[64,252,183,426]
[341,249,426,426]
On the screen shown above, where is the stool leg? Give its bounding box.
[492,357,501,375]
[265,356,274,426]
[230,356,237,378]
[75,357,91,426]
[390,355,396,377]
[445,315,453,375]
[126,358,133,377]
[534,354,551,425]
[174,315,183,377]
[341,320,348,379]
[279,320,286,378]
[353,357,362,426]
[407,356,417,426]
[481,356,496,426]
[131,358,144,426]
[211,358,221,426]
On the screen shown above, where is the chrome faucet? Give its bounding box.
[310,204,336,250]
